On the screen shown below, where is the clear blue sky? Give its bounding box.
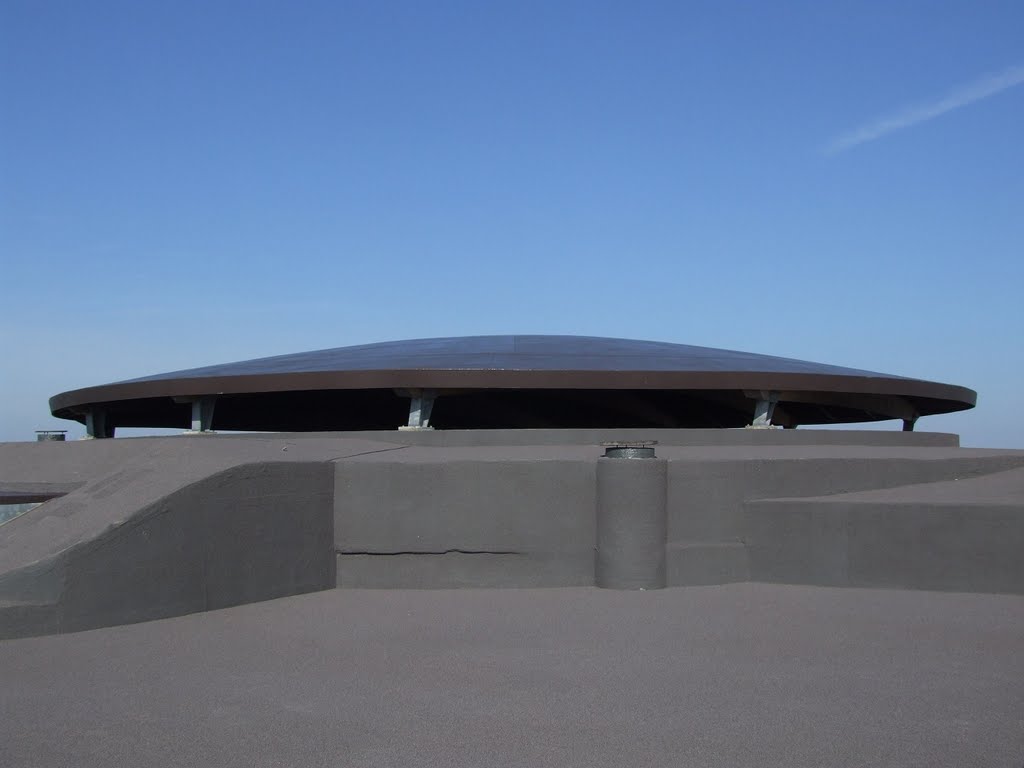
[2,1,1022,446]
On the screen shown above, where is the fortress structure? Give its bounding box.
[0,336,1021,639]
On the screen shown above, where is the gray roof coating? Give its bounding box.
[2,583,1022,768]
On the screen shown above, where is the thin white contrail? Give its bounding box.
[823,64,1024,154]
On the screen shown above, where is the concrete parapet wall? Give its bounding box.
[334,458,596,587]
[332,444,1024,590]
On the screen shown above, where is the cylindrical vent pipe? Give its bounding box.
[595,443,667,589]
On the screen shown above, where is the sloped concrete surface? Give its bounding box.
[0,462,336,639]
[1,584,1022,768]
[0,436,396,638]
[0,435,399,573]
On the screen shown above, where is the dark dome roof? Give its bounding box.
[50,335,976,431]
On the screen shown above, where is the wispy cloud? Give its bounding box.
[823,64,1024,154]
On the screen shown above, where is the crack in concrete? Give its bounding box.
[336,548,519,556]
[327,445,410,462]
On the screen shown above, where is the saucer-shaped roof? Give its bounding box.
[49,335,976,431]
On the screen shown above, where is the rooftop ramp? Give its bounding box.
[1,430,1023,638]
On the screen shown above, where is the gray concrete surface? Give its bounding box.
[746,466,1024,593]
[331,438,1024,591]
[2,430,1023,765]
[595,455,667,589]
[1,584,1022,768]
[0,435,396,573]
[3,430,1024,639]
[0,462,335,639]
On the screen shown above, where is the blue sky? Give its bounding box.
[2,0,1022,446]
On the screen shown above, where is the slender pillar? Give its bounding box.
[400,389,436,430]
[189,396,217,433]
[174,395,218,434]
[85,408,113,439]
[902,416,917,432]
[595,443,667,590]
[746,390,779,428]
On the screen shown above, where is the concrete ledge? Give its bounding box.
[323,428,962,448]
[334,458,596,562]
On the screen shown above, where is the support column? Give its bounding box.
[902,416,918,432]
[189,396,217,433]
[399,389,436,430]
[174,395,217,434]
[84,408,114,439]
[595,442,667,590]
[746,390,779,428]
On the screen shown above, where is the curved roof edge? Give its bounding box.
[48,335,977,428]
